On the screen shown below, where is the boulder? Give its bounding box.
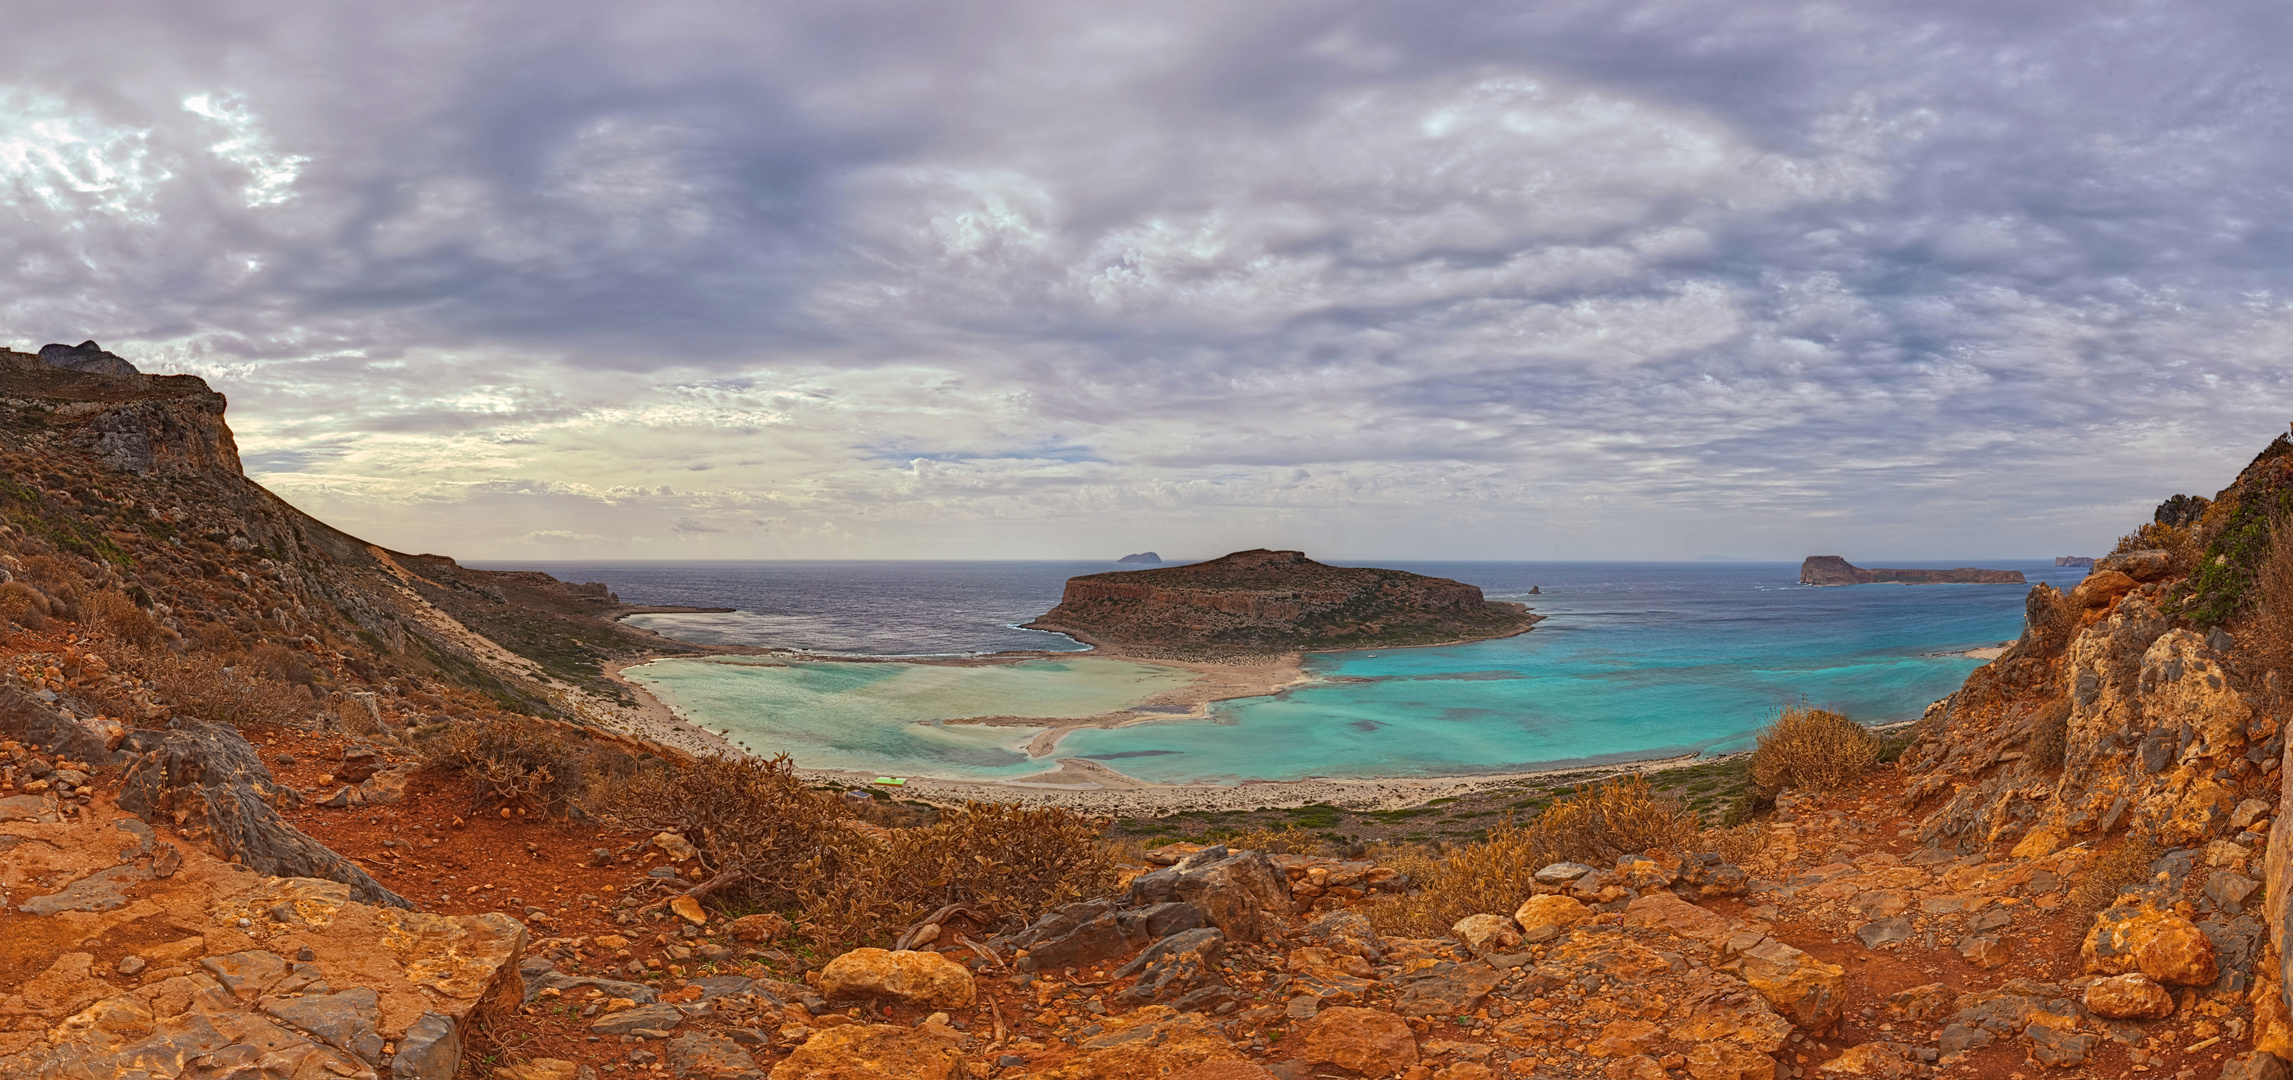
[818,948,975,1008]
[2096,548,2174,582]
[2223,1051,2293,1080]
[592,1003,685,1035]
[2070,570,2139,608]
[767,1022,968,1080]
[1126,847,1290,943]
[2083,903,2219,986]
[1291,1006,1418,1078]
[1956,934,2008,970]
[1733,940,1844,1033]
[1298,910,1386,961]
[1514,894,1592,933]
[667,1030,766,1079]
[1452,914,1522,953]
[1022,1006,1240,1080]
[2082,973,2174,1019]
[2023,1020,2097,1068]
[1535,862,1596,884]
[1621,892,1731,944]
[1884,983,1958,1022]
[115,720,407,906]
[1688,1043,1779,1080]
[1112,928,1226,1005]
[1392,961,1504,1018]
[1814,1043,1921,1078]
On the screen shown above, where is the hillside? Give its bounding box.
[0,348,712,719]
[1799,556,2026,586]
[1026,548,1539,659]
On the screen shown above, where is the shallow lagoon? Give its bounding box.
[610,560,2090,785]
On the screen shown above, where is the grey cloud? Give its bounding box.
[4,0,2291,558]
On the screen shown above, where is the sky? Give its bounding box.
[4,1,2291,562]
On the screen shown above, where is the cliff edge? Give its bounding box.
[1800,555,2026,586]
[1026,548,1537,658]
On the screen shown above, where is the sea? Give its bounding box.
[469,560,2093,785]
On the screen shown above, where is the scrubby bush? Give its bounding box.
[146,652,303,729]
[419,715,594,816]
[2113,521,2199,574]
[1749,704,1880,796]
[2071,833,2159,914]
[616,754,1116,946]
[1365,775,1700,936]
[0,580,48,629]
[83,589,166,650]
[2245,516,2293,678]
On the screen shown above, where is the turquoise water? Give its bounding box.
[596,560,2091,785]
[630,656,1195,777]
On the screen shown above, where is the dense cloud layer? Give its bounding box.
[4,0,2290,559]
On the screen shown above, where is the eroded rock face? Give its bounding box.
[817,948,976,1008]
[1021,1006,1239,1080]
[0,807,524,1080]
[2082,972,2176,1019]
[1729,940,1844,1033]
[1127,846,1291,943]
[116,719,408,907]
[767,1021,969,1080]
[2083,902,2220,986]
[1514,894,1591,933]
[1291,1006,1418,1078]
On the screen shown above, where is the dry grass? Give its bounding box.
[0,580,48,629]
[146,651,304,729]
[2113,521,2200,575]
[2071,833,2159,914]
[83,589,167,651]
[1215,822,1328,856]
[1365,775,1699,936]
[1749,704,1880,797]
[2246,516,2293,678]
[418,715,596,817]
[615,754,1116,946]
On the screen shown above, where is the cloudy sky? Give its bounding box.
[4,1,2290,561]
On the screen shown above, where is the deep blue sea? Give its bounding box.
[474,560,2091,784]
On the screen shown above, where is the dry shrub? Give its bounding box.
[147,651,303,729]
[2028,699,2071,769]
[84,589,166,650]
[419,716,593,816]
[2071,833,2159,914]
[1749,704,1880,796]
[1217,822,1327,856]
[188,621,244,656]
[2247,516,2293,677]
[1697,821,1770,868]
[2113,521,2200,575]
[618,755,1115,947]
[1365,775,1698,937]
[0,580,47,629]
[249,642,323,690]
[17,556,80,620]
[801,802,1117,946]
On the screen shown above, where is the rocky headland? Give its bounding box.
[1026,549,1538,660]
[1799,556,2027,587]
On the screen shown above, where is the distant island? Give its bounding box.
[1799,555,2026,586]
[2055,555,2094,567]
[1028,548,1539,658]
[1117,551,1162,564]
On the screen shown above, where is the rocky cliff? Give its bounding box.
[1799,556,2027,586]
[1027,549,1537,658]
[0,348,706,713]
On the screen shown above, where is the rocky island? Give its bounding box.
[1026,548,1538,659]
[1799,555,2025,586]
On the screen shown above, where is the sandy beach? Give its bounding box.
[936,651,1310,756]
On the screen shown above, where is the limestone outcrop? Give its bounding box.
[1027,549,1537,657]
[1798,556,2026,586]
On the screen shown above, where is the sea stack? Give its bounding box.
[1117,551,1162,564]
[1799,556,2025,586]
[1028,548,1539,658]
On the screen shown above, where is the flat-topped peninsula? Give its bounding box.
[1799,555,2025,586]
[1025,548,1538,659]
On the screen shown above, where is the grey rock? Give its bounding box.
[1118,901,1206,942]
[19,863,148,915]
[38,340,140,376]
[117,720,408,907]
[2223,1051,2293,1080]
[666,1030,766,1079]
[1855,916,1915,948]
[116,955,147,975]
[2024,1022,2097,1067]
[1967,908,2013,933]
[0,794,57,822]
[2206,871,2261,915]
[1392,960,1505,1017]
[591,1003,685,1035]
[1285,994,1322,1020]
[392,1012,462,1080]
[1938,1022,1994,1055]
[1110,927,1226,1005]
[203,950,291,1000]
[262,987,384,1063]
[520,957,659,1005]
[1534,862,1596,884]
[1125,846,1290,943]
